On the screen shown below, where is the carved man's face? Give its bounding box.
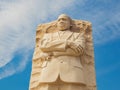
[57,14,71,31]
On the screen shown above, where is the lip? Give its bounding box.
[58,23,65,27]
[59,22,64,24]
[59,23,65,26]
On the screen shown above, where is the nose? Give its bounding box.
[59,19,63,22]
[59,21,64,23]
[58,20,64,24]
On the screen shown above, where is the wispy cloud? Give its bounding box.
[69,0,120,45]
[89,0,120,44]
[96,61,120,78]
[0,0,75,79]
[93,10,120,45]
[0,49,31,79]
[0,0,120,79]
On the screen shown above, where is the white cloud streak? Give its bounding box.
[0,0,75,79]
[0,49,30,79]
[93,11,120,45]
[96,61,120,78]
[70,0,120,45]
[0,0,120,79]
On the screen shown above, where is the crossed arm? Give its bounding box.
[39,33,85,56]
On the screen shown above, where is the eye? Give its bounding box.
[58,18,68,22]
[62,18,67,21]
[77,23,81,25]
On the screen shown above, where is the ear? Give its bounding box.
[69,24,73,29]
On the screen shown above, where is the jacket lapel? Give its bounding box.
[64,31,74,40]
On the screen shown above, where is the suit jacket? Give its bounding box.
[39,30,85,84]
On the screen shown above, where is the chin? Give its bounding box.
[60,29,66,31]
[57,26,69,31]
[59,28,68,31]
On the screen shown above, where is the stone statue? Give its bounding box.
[29,14,97,90]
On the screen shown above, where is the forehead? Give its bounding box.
[58,15,69,20]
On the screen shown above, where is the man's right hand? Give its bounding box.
[67,41,82,54]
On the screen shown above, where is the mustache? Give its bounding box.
[59,22,65,25]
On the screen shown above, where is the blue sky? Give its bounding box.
[0,0,120,90]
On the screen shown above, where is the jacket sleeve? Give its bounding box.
[53,33,85,56]
[73,33,85,55]
[39,33,85,56]
[39,39,67,52]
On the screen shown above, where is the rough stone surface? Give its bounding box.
[29,14,97,90]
